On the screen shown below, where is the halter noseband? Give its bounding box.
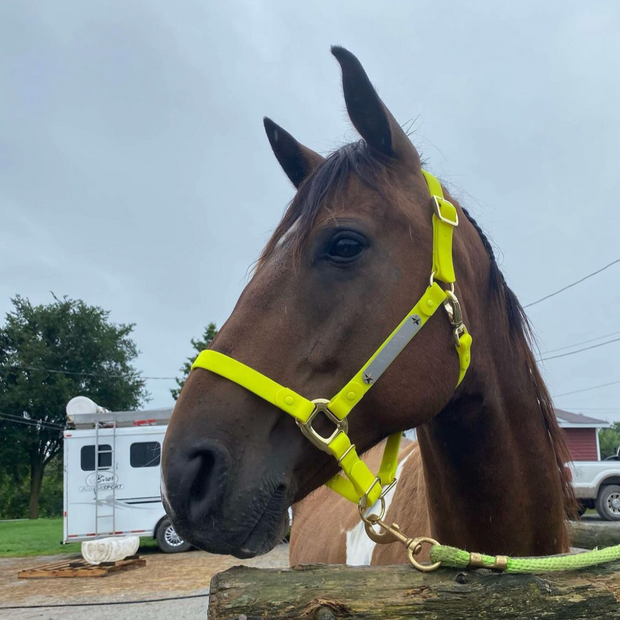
[191,170,472,508]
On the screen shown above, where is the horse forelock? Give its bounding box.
[257,140,392,270]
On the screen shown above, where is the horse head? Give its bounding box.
[162,47,488,558]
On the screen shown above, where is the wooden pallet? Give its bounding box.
[18,555,146,579]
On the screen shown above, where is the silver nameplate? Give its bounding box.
[363,314,422,384]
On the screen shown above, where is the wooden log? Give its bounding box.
[208,561,620,619]
[569,520,620,550]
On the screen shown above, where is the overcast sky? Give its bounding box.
[1,1,619,420]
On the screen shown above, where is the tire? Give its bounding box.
[156,517,192,553]
[595,485,620,521]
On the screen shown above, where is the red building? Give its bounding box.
[556,409,610,462]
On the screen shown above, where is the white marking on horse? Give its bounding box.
[345,452,412,566]
[276,218,299,249]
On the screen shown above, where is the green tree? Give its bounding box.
[171,323,218,400]
[0,295,149,519]
[599,423,620,460]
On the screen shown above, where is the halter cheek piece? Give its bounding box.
[191,170,472,509]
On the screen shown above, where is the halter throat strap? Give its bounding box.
[191,170,472,506]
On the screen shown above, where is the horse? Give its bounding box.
[161,46,575,564]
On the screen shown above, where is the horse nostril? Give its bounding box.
[175,441,230,522]
[190,450,216,504]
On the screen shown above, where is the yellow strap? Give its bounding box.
[191,350,316,423]
[327,432,382,505]
[421,169,443,197]
[328,283,447,420]
[325,472,361,503]
[456,329,472,387]
[325,431,402,504]
[421,169,457,284]
[378,432,402,485]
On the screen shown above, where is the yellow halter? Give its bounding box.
[191,170,472,508]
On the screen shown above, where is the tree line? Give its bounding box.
[0,294,216,520]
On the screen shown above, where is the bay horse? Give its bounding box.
[161,46,575,564]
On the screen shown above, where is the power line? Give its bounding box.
[0,411,63,429]
[539,330,620,356]
[0,411,63,427]
[554,379,620,398]
[0,417,63,432]
[0,364,176,381]
[536,337,620,362]
[0,413,64,431]
[524,257,620,308]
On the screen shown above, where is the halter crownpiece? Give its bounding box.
[191,170,472,508]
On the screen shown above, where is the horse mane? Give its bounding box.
[260,139,577,523]
[463,208,577,522]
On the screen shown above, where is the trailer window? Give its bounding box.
[81,445,112,471]
[130,442,161,468]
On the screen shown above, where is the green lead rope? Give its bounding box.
[430,543,620,574]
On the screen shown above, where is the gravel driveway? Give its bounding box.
[0,543,290,620]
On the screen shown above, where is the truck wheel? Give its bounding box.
[595,485,620,521]
[156,517,191,553]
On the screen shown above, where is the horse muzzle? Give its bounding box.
[161,436,292,558]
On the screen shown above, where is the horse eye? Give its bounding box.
[327,236,365,260]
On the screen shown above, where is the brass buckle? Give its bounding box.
[432,196,458,226]
[360,511,442,572]
[357,477,398,519]
[443,289,463,326]
[444,289,466,347]
[296,398,348,454]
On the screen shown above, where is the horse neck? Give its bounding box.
[416,267,571,556]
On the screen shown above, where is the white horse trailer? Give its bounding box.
[63,397,190,553]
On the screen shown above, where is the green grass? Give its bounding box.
[0,518,157,558]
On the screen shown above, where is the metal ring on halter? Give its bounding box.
[407,537,442,572]
[296,398,349,454]
[429,271,436,287]
[378,477,398,500]
[358,495,386,524]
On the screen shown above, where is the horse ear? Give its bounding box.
[263,118,325,188]
[331,46,418,163]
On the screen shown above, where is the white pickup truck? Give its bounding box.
[571,455,620,520]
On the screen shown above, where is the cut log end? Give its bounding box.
[569,519,620,550]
